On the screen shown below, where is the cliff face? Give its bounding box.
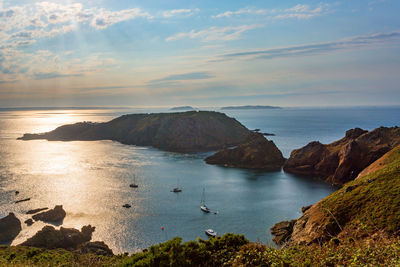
[18,111,252,153]
[284,127,400,185]
[273,144,400,246]
[205,133,285,170]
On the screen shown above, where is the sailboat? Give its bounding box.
[171,178,182,193]
[200,187,211,213]
[130,174,138,188]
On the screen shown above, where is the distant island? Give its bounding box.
[18,111,251,153]
[221,105,282,110]
[169,106,195,111]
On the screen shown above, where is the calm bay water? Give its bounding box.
[0,106,399,253]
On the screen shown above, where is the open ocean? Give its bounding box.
[0,106,399,253]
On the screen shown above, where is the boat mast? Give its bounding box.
[201,187,206,205]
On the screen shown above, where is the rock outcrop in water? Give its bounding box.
[32,205,66,223]
[20,225,113,255]
[283,127,400,184]
[272,144,400,246]
[18,111,252,153]
[0,213,22,242]
[205,133,285,170]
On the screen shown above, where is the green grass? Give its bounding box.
[2,235,400,266]
[320,146,400,238]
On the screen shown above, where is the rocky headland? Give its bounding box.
[272,144,400,246]
[284,127,400,185]
[205,133,285,170]
[18,111,252,153]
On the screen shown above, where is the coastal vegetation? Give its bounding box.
[2,234,400,266]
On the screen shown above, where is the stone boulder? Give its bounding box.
[32,205,66,223]
[20,225,95,249]
[0,213,22,242]
[205,133,285,170]
[270,220,296,246]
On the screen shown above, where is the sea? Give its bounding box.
[0,106,399,253]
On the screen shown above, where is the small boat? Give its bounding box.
[171,178,182,193]
[200,187,211,213]
[122,204,131,208]
[205,229,217,237]
[130,174,138,188]
[172,187,182,193]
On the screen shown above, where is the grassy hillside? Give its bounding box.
[289,145,400,244]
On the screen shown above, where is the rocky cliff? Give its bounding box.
[284,127,400,184]
[205,133,285,170]
[272,144,400,246]
[18,111,252,153]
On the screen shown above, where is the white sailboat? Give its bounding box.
[200,187,211,213]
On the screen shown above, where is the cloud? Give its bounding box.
[91,8,153,29]
[151,71,214,83]
[0,2,154,51]
[34,72,83,80]
[213,8,267,18]
[166,24,262,42]
[216,31,400,62]
[162,9,198,18]
[213,4,328,20]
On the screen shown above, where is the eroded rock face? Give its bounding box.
[270,220,296,246]
[20,225,95,249]
[0,213,22,242]
[284,127,400,184]
[205,133,285,170]
[32,205,66,223]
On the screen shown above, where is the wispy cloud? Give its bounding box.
[213,4,328,20]
[166,24,262,42]
[162,8,198,18]
[216,31,400,62]
[151,71,214,83]
[91,8,153,29]
[213,8,267,18]
[274,4,326,20]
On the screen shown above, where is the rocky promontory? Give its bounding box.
[18,111,252,153]
[284,127,400,184]
[272,144,400,246]
[0,213,22,242]
[205,133,285,170]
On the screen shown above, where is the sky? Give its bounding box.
[0,0,399,107]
